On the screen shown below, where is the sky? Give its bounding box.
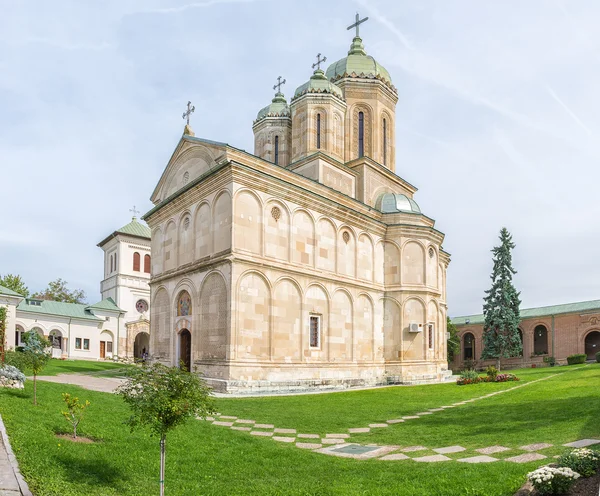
[2,0,600,316]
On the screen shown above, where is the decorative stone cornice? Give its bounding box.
[330,71,398,94]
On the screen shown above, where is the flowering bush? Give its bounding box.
[456,371,520,385]
[558,448,600,478]
[527,466,580,495]
[0,365,26,383]
[495,373,519,382]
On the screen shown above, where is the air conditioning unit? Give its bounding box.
[409,322,422,333]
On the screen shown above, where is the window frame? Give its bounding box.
[83,338,90,351]
[428,323,435,350]
[358,111,364,157]
[75,338,82,350]
[317,113,321,149]
[133,252,141,272]
[107,341,113,353]
[274,135,279,165]
[383,117,387,165]
[144,254,151,273]
[309,314,321,349]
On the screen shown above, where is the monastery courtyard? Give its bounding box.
[0,359,598,495]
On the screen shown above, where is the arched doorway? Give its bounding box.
[463,333,475,360]
[534,325,548,355]
[179,330,191,371]
[49,330,63,358]
[584,331,600,360]
[134,332,150,361]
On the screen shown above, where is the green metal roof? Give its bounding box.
[254,92,290,123]
[292,69,344,101]
[0,284,23,298]
[452,299,600,326]
[87,297,124,313]
[325,37,394,89]
[17,299,103,322]
[98,217,151,247]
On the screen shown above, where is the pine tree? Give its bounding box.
[481,227,522,370]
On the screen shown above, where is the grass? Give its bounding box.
[0,363,597,496]
[35,358,134,377]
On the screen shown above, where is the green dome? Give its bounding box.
[255,92,290,123]
[325,37,394,89]
[292,69,344,102]
[377,193,421,214]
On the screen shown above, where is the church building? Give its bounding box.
[144,18,451,393]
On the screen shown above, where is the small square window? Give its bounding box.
[107,342,113,353]
[83,339,90,351]
[75,338,82,350]
[309,315,320,348]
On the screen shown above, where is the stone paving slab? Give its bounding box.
[563,439,600,448]
[273,436,295,443]
[231,426,251,432]
[386,419,404,424]
[505,453,547,463]
[205,416,215,421]
[316,444,398,460]
[254,424,275,429]
[368,423,388,428]
[457,456,498,463]
[520,443,553,451]
[235,419,256,424]
[213,421,234,427]
[322,438,345,445]
[349,428,370,433]
[440,405,455,409]
[296,443,322,449]
[220,415,237,420]
[379,453,410,461]
[402,416,420,420]
[297,434,320,439]
[274,428,296,434]
[400,446,428,452]
[413,455,451,462]
[416,412,433,415]
[250,431,273,437]
[326,433,350,439]
[433,445,466,454]
[476,446,511,455]
[429,408,445,412]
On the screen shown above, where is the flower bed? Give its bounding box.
[456,373,520,386]
[527,466,580,495]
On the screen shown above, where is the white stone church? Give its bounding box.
[0,217,151,361]
[144,21,451,393]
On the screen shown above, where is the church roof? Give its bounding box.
[17,299,104,322]
[292,69,344,102]
[325,37,396,93]
[0,284,24,298]
[254,92,290,124]
[87,297,124,313]
[97,217,151,247]
[377,193,421,214]
[452,299,600,326]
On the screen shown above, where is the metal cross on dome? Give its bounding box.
[273,76,286,93]
[182,101,195,125]
[347,12,369,37]
[312,53,327,71]
[130,205,140,219]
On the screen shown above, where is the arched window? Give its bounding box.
[534,325,548,355]
[177,291,192,316]
[463,332,475,360]
[274,135,279,165]
[133,252,141,272]
[317,113,321,149]
[383,118,387,165]
[358,112,364,157]
[144,254,151,273]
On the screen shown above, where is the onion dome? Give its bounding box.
[291,68,344,102]
[254,92,290,123]
[325,36,396,92]
[377,193,421,214]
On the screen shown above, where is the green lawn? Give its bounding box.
[35,359,134,377]
[0,363,598,496]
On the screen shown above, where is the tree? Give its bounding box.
[117,363,215,496]
[481,228,522,370]
[0,274,29,297]
[61,393,90,439]
[21,330,51,405]
[0,306,6,364]
[446,317,460,362]
[32,278,86,304]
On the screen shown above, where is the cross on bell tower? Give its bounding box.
[347,12,369,38]
[312,53,327,71]
[273,76,286,94]
[129,205,140,220]
[182,101,195,126]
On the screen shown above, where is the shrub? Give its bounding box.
[527,466,580,495]
[566,354,587,365]
[486,365,498,380]
[558,448,600,478]
[543,356,556,366]
[61,393,90,439]
[596,351,600,363]
[0,365,26,383]
[495,373,519,382]
[462,359,477,371]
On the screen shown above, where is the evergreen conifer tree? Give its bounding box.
[481,227,522,370]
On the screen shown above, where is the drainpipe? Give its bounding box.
[67,317,72,358]
[551,315,555,360]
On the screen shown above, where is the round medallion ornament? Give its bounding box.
[136,299,148,313]
[271,206,281,222]
[429,247,435,258]
[183,171,190,185]
[342,231,350,244]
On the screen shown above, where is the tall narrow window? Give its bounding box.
[316,113,321,149]
[133,252,141,271]
[114,252,117,271]
[110,255,113,273]
[358,111,364,157]
[144,254,151,273]
[309,315,320,348]
[274,135,279,165]
[428,323,434,350]
[383,118,387,165]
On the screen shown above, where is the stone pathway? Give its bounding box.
[203,369,600,463]
[0,415,32,495]
[35,374,125,393]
